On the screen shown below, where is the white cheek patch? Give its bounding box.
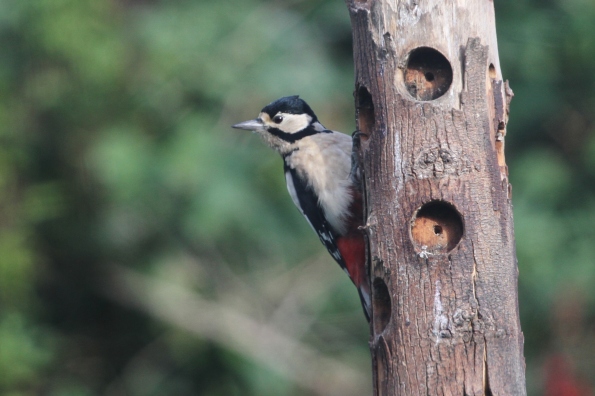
[278,113,312,133]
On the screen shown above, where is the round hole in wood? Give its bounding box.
[489,63,497,79]
[405,47,453,101]
[411,200,463,254]
[356,85,374,140]
[373,277,391,333]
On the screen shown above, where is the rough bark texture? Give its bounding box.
[345,1,526,395]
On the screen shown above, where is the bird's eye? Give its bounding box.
[273,115,283,124]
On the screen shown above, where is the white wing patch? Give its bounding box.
[285,171,315,232]
[330,247,342,261]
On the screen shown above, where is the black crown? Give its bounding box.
[261,95,318,122]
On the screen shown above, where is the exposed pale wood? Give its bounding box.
[345,1,526,394]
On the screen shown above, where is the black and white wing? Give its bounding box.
[284,163,345,268]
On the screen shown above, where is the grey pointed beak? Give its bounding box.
[232,118,264,131]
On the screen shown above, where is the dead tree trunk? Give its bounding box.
[345,1,526,395]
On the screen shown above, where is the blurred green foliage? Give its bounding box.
[0,0,594,394]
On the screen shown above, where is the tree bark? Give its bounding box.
[345,1,526,395]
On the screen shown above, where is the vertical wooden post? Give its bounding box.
[345,1,526,394]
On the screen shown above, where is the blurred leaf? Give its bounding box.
[0,313,53,389]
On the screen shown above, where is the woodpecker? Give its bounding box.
[233,95,370,321]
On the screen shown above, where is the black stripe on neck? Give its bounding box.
[268,126,330,143]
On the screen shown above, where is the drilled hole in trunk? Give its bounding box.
[489,63,497,79]
[405,47,452,101]
[356,85,374,140]
[411,200,463,254]
[373,277,391,333]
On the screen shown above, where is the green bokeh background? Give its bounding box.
[1,0,594,395]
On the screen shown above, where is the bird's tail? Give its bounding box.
[358,281,372,322]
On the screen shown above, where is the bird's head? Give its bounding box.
[233,95,324,153]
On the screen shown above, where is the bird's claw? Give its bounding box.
[350,131,367,186]
[351,130,368,150]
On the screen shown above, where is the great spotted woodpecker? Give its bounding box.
[233,95,370,321]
